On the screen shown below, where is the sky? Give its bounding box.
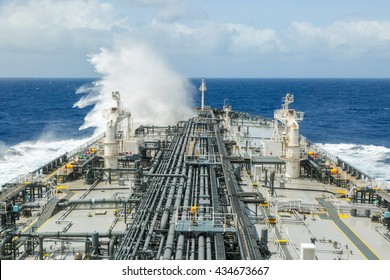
[0,0,390,78]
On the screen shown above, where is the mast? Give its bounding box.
[199,78,207,110]
[274,94,305,179]
[103,91,131,169]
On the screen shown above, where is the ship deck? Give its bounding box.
[1,106,389,261]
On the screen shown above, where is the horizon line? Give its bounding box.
[1,76,390,80]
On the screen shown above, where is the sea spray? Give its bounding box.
[318,143,390,183]
[1,78,389,188]
[0,43,195,187]
[0,138,89,186]
[74,41,195,134]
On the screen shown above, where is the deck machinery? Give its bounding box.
[0,90,270,260]
[114,108,266,260]
[1,81,390,261]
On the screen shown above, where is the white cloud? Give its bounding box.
[2,0,122,30]
[288,20,390,58]
[1,0,390,77]
[0,0,127,53]
[138,19,390,61]
[226,23,284,53]
[117,0,203,22]
[149,20,193,37]
[136,20,285,56]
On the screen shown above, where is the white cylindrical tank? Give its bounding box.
[288,124,299,147]
[104,119,119,169]
[285,160,298,179]
[285,122,301,178]
[106,120,116,142]
[102,91,130,170]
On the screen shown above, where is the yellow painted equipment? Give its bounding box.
[191,205,198,215]
[335,189,347,194]
[274,239,287,245]
[265,217,276,224]
[330,168,338,174]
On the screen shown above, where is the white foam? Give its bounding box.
[74,41,195,135]
[317,143,390,183]
[0,138,89,186]
[1,42,196,188]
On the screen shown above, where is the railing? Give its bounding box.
[262,189,300,260]
[302,135,390,190]
[271,204,300,260]
[1,132,105,188]
[66,132,105,159]
[184,153,221,164]
[269,226,287,260]
[175,206,237,233]
[325,193,340,215]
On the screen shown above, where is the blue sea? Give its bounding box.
[0,78,389,186]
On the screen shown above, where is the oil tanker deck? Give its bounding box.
[1,79,390,260]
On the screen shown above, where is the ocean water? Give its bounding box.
[0,78,389,186]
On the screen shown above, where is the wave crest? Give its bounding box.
[74,41,195,134]
[317,143,390,182]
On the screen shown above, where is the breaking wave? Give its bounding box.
[0,138,90,186]
[317,143,390,183]
[74,41,195,134]
[0,41,195,187]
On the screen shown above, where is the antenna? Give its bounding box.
[283,93,294,110]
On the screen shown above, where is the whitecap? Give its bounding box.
[317,143,390,184]
[0,137,90,186]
